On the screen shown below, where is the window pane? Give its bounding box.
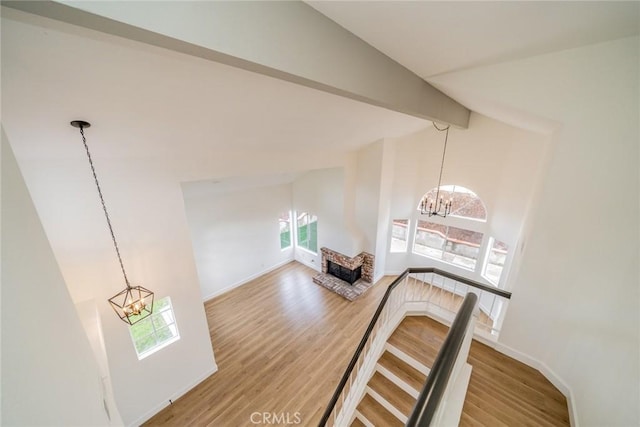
[390,219,409,253]
[152,309,174,329]
[414,220,446,259]
[130,317,153,341]
[134,333,158,354]
[444,226,483,270]
[418,185,487,221]
[413,220,483,271]
[308,215,318,253]
[484,239,508,285]
[279,211,291,249]
[154,297,169,311]
[155,326,177,342]
[129,296,180,359]
[296,212,317,253]
[297,212,309,248]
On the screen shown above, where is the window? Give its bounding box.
[483,238,508,285]
[296,212,318,253]
[413,220,484,270]
[129,297,180,360]
[418,185,487,221]
[279,211,292,250]
[390,219,410,252]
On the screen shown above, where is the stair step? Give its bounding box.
[356,394,404,427]
[377,350,427,393]
[350,415,367,427]
[386,343,430,375]
[368,371,415,418]
[387,316,447,368]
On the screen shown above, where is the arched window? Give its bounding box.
[417,185,487,221]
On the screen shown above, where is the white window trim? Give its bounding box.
[294,211,318,255]
[279,210,293,251]
[129,298,180,360]
[389,219,410,253]
[481,237,508,287]
[411,218,487,273]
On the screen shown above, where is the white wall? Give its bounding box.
[4,145,218,425]
[430,36,640,426]
[1,130,109,426]
[182,180,294,300]
[353,139,397,281]
[292,167,358,268]
[385,113,548,289]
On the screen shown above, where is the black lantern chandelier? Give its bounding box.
[71,120,154,325]
[420,122,453,218]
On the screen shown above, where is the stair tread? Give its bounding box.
[378,350,426,392]
[350,416,366,427]
[387,316,448,368]
[368,371,415,417]
[356,394,403,427]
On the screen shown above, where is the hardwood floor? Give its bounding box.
[144,261,393,426]
[391,316,570,427]
[144,261,569,426]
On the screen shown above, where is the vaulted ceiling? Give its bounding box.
[2,1,638,221]
[308,1,639,78]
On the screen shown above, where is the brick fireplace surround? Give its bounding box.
[320,247,374,283]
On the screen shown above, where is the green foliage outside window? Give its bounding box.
[129,296,179,359]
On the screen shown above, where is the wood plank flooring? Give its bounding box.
[144,261,569,426]
[396,316,570,427]
[144,261,393,426]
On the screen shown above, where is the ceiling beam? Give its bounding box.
[3,0,470,128]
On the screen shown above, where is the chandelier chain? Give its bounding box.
[79,125,131,288]
[434,124,450,202]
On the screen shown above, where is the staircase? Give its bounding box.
[320,268,510,427]
[350,316,449,426]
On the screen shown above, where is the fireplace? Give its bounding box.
[319,247,374,283]
[328,260,362,285]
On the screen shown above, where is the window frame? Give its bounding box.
[295,211,318,255]
[412,219,485,271]
[482,237,509,286]
[129,296,180,360]
[389,219,410,253]
[278,210,293,250]
[418,185,488,222]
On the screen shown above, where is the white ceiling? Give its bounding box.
[3,2,639,187]
[1,8,427,183]
[308,1,640,78]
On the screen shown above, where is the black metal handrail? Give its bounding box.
[318,268,511,426]
[405,292,478,426]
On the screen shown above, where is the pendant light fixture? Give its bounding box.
[420,122,453,218]
[71,120,154,325]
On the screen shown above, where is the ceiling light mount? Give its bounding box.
[71,120,154,325]
[70,120,91,129]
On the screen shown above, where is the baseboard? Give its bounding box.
[384,269,405,276]
[294,256,320,272]
[494,342,578,427]
[129,363,218,427]
[202,258,294,302]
